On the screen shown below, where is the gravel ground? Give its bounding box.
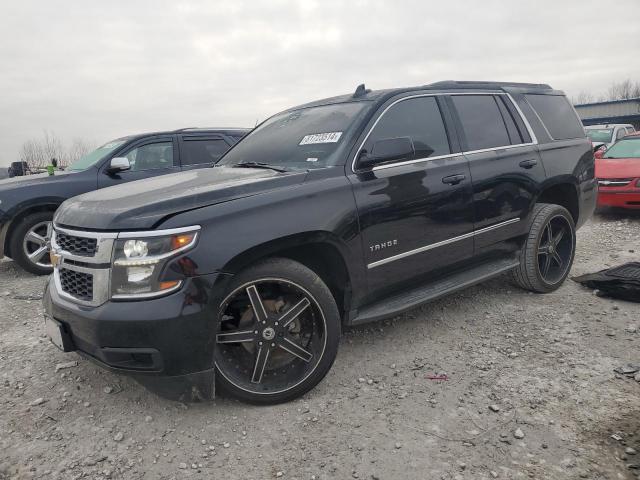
[1,210,640,480]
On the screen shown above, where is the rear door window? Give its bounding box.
[181,138,230,165]
[451,95,511,150]
[524,94,584,140]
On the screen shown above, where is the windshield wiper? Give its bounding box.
[231,162,288,173]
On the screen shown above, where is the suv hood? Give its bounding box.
[55,167,306,230]
[0,170,77,190]
[596,158,640,179]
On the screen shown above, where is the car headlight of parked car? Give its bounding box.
[111,227,200,298]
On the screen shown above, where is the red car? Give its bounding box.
[596,133,640,209]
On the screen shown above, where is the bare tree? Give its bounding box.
[571,91,594,105]
[66,138,95,167]
[18,131,95,172]
[605,79,640,101]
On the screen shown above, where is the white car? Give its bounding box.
[585,124,636,151]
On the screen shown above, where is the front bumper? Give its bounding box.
[597,190,640,209]
[43,272,231,401]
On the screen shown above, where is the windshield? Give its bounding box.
[585,128,613,143]
[603,138,640,159]
[68,140,127,171]
[217,102,368,170]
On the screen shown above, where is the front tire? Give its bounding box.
[512,203,576,293]
[9,211,54,275]
[215,258,341,404]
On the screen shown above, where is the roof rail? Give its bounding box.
[429,80,552,90]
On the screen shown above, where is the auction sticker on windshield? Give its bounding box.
[299,132,343,145]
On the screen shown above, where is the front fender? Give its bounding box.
[158,174,366,297]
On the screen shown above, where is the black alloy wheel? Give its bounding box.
[536,215,573,284]
[214,258,340,404]
[512,203,576,293]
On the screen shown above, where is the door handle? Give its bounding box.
[442,174,466,185]
[519,159,538,169]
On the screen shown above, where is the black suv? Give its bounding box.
[43,81,596,404]
[0,128,249,274]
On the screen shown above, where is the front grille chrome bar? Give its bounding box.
[51,225,117,307]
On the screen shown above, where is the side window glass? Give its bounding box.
[452,95,511,150]
[364,96,450,161]
[496,96,523,145]
[524,94,584,140]
[182,139,229,165]
[617,128,627,140]
[123,142,174,171]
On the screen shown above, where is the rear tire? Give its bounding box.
[9,211,54,275]
[512,203,576,293]
[215,258,341,404]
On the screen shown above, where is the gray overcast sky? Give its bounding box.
[1,0,639,167]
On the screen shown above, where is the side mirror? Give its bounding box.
[108,157,130,173]
[358,136,415,169]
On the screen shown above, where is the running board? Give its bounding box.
[351,256,519,326]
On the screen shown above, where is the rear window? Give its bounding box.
[525,94,584,140]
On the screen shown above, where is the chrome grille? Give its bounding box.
[597,178,632,187]
[56,232,98,257]
[59,268,94,301]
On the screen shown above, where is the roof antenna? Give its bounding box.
[353,83,370,98]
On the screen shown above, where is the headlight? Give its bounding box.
[111,227,200,298]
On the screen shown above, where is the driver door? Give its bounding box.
[347,95,475,298]
[98,136,180,188]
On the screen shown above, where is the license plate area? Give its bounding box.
[44,315,75,352]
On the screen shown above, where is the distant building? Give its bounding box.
[574,98,640,129]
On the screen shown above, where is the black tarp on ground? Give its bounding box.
[573,262,640,303]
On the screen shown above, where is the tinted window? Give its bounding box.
[123,142,174,171]
[452,95,511,150]
[364,96,450,161]
[496,96,523,144]
[182,138,229,165]
[525,94,584,140]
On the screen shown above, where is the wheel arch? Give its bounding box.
[219,232,355,322]
[535,180,579,224]
[3,202,60,257]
